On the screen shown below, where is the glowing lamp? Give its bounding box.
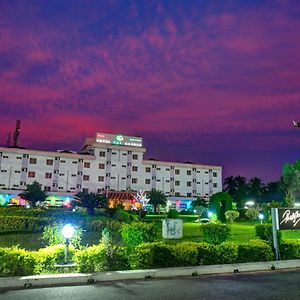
[245,201,255,206]
[259,213,264,224]
[61,224,75,239]
[208,212,213,217]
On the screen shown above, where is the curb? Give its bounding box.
[1,259,300,290]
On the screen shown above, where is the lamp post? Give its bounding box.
[61,224,75,264]
[259,213,264,224]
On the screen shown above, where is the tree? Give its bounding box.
[225,210,240,223]
[146,190,167,214]
[74,192,108,215]
[191,196,208,209]
[224,176,248,208]
[245,208,259,221]
[209,192,233,223]
[20,181,47,207]
[282,161,300,207]
[248,177,264,203]
[261,180,285,203]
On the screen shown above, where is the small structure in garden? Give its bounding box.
[162,219,183,239]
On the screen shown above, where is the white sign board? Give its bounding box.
[162,219,183,239]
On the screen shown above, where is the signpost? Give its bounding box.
[271,208,300,260]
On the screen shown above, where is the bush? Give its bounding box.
[172,242,198,266]
[245,208,259,221]
[255,224,282,244]
[201,223,231,244]
[75,244,106,272]
[167,209,179,219]
[195,242,218,265]
[0,247,38,276]
[0,216,51,232]
[121,222,158,249]
[38,244,75,271]
[42,224,82,248]
[279,239,300,260]
[225,210,240,223]
[129,242,176,269]
[237,240,274,262]
[216,242,238,264]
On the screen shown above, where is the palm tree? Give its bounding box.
[74,191,108,215]
[147,190,168,214]
[248,177,264,203]
[19,181,47,207]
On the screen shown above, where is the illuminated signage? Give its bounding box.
[96,133,143,147]
[278,208,300,230]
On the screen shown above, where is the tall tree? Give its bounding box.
[261,180,285,203]
[248,177,264,203]
[147,190,168,214]
[74,192,108,215]
[224,176,248,208]
[20,181,47,207]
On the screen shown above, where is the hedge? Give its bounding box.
[255,224,282,243]
[0,216,51,232]
[279,239,300,260]
[201,223,231,244]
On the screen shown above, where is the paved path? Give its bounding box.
[1,269,300,300]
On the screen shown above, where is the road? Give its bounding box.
[1,269,300,300]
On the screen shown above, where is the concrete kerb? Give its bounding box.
[1,259,300,290]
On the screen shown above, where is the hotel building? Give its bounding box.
[0,132,222,209]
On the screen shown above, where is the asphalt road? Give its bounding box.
[1,269,300,300]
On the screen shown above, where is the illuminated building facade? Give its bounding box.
[0,132,222,208]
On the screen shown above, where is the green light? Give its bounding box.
[116,135,124,142]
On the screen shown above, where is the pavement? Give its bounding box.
[0,259,300,291]
[1,269,300,300]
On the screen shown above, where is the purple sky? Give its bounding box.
[1,0,300,183]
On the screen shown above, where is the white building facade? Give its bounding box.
[0,132,222,206]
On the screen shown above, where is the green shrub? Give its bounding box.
[38,244,75,271]
[172,242,198,266]
[0,216,51,232]
[42,224,82,248]
[255,224,282,243]
[201,223,231,244]
[121,222,158,249]
[195,242,218,265]
[279,239,300,260]
[167,209,179,219]
[225,210,240,223]
[0,247,38,276]
[75,244,106,272]
[237,239,274,262]
[129,242,176,269]
[245,208,259,221]
[216,242,238,264]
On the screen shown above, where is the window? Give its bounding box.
[71,174,76,177]
[45,173,52,179]
[78,159,83,162]
[83,188,89,192]
[187,193,192,197]
[122,165,126,168]
[98,176,104,181]
[99,163,105,169]
[55,157,60,161]
[21,167,27,172]
[99,151,106,157]
[152,164,156,168]
[77,184,81,188]
[23,154,29,158]
[59,173,65,176]
[175,169,180,175]
[132,154,138,160]
[1,170,7,173]
[78,171,82,175]
[213,172,218,177]
[20,181,26,186]
[61,160,66,163]
[84,162,90,168]
[132,166,138,172]
[175,192,180,196]
[59,187,64,190]
[28,171,35,178]
[44,186,51,192]
[14,170,21,173]
[46,159,53,165]
[213,183,218,188]
[157,167,161,170]
[175,181,180,186]
[16,156,22,159]
[145,179,151,184]
[83,175,90,181]
[145,167,151,173]
[72,161,78,164]
[29,158,37,164]
[53,183,58,188]
[187,181,192,187]
[132,178,138,184]
[187,170,191,175]
[54,170,59,174]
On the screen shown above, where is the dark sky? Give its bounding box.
[1,0,300,183]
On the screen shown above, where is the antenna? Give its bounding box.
[6,132,11,147]
[12,120,21,148]
[293,120,300,128]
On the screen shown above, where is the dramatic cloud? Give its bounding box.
[1,0,300,181]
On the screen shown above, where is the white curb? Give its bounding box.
[1,259,300,290]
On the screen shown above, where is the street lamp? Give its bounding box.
[259,213,264,224]
[61,224,75,264]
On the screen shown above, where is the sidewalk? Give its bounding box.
[1,259,300,290]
